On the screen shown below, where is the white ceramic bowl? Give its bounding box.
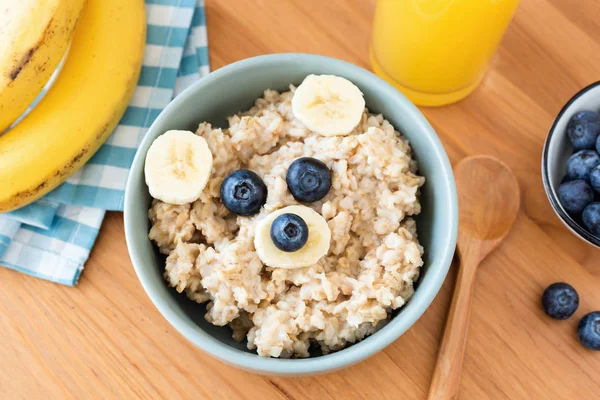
[542,81,600,247]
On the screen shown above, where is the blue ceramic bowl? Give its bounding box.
[124,54,458,376]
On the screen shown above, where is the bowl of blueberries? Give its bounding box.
[542,81,600,247]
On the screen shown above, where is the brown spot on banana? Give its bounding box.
[96,121,111,140]
[8,17,55,80]
[10,144,91,205]
[9,48,35,80]
[35,60,49,75]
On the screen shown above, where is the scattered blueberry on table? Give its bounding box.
[577,311,600,351]
[270,213,309,252]
[567,111,600,151]
[221,170,267,216]
[541,282,600,351]
[286,157,332,203]
[541,282,579,320]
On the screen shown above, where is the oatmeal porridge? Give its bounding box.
[146,75,425,358]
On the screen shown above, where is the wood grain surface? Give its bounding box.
[2,0,600,398]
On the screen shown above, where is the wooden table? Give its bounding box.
[2,0,600,398]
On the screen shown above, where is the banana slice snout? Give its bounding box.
[292,74,365,136]
[145,130,213,205]
[254,205,331,269]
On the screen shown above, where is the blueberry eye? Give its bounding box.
[286,157,331,203]
[270,213,309,252]
[220,170,267,216]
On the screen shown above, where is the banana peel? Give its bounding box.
[0,0,146,212]
[0,0,86,133]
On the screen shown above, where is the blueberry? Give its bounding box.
[541,282,579,320]
[590,165,600,192]
[567,111,600,151]
[578,311,600,351]
[566,150,600,181]
[582,203,600,237]
[270,213,309,252]
[220,170,267,216]
[286,157,332,203]
[558,180,593,215]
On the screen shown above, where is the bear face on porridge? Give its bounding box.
[144,74,425,358]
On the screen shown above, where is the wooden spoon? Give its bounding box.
[428,155,521,400]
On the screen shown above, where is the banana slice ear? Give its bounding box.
[145,130,213,205]
[292,74,365,136]
[254,205,331,269]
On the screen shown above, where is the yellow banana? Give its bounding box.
[0,0,86,132]
[0,0,146,212]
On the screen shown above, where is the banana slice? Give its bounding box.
[145,130,213,205]
[292,74,365,136]
[254,205,331,269]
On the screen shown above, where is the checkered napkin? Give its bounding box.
[0,0,210,286]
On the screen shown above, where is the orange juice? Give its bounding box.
[370,0,520,106]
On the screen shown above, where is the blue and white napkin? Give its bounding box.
[0,0,210,285]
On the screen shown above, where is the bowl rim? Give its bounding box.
[124,53,458,375]
[541,80,600,248]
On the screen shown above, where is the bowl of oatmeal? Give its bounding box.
[124,53,458,376]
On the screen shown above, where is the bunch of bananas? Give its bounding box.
[0,0,146,212]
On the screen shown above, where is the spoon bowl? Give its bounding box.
[455,156,521,259]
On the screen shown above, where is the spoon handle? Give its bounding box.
[428,255,478,400]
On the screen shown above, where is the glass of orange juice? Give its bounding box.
[370,0,520,106]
